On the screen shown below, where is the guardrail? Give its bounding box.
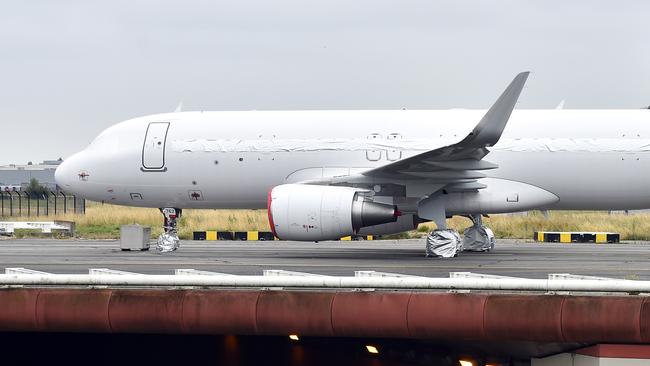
[1,268,647,293]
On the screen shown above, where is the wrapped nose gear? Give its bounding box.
[462,214,495,252]
[157,208,181,253]
[425,229,462,258]
[157,232,180,253]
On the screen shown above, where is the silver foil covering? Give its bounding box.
[425,229,462,258]
[462,225,495,252]
[156,233,180,253]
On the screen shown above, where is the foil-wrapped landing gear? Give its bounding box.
[156,208,182,253]
[462,214,495,252]
[425,229,462,258]
[424,214,495,258]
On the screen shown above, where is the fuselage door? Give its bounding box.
[142,122,170,171]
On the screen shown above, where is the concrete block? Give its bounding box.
[120,225,151,251]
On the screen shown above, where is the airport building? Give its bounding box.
[0,159,85,217]
[0,158,62,191]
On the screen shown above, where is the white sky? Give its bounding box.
[1,0,649,165]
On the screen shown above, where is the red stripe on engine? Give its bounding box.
[267,188,279,239]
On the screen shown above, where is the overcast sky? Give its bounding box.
[1,0,649,165]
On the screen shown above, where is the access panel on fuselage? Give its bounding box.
[142,122,170,171]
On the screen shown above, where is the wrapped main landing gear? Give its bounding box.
[426,229,462,258]
[156,207,182,253]
[461,214,495,252]
[424,214,495,258]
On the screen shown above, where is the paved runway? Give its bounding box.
[2,238,650,279]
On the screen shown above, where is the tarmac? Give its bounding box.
[1,238,650,279]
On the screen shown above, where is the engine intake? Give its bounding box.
[268,184,398,241]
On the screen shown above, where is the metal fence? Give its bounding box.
[0,191,85,217]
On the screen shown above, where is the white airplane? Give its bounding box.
[55,72,650,255]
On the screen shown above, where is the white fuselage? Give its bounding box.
[55,109,650,211]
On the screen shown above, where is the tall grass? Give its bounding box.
[418,211,650,241]
[2,202,269,239]
[2,203,649,240]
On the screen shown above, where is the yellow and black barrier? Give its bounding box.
[340,235,374,241]
[193,231,375,241]
[193,231,276,241]
[534,231,620,244]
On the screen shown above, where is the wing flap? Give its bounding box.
[421,159,499,171]
[445,181,488,192]
[399,170,487,179]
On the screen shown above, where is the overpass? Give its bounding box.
[2,267,650,365]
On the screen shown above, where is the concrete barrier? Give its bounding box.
[191,231,373,241]
[534,231,619,243]
[0,221,75,236]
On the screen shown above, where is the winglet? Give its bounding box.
[462,71,529,147]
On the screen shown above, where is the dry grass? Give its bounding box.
[3,202,269,239]
[3,203,650,240]
[418,211,650,241]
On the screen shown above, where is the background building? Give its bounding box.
[0,158,62,191]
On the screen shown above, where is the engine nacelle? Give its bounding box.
[268,184,399,241]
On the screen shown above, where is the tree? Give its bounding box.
[26,178,47,199]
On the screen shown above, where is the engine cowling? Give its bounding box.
[268,184,399,241]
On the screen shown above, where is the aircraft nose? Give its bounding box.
[55,153,83,193]
[54,158,72,190]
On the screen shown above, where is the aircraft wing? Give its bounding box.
[360,71,529,192]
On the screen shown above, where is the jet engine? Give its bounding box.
[268,184,399,241]
[357,214,421,236]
